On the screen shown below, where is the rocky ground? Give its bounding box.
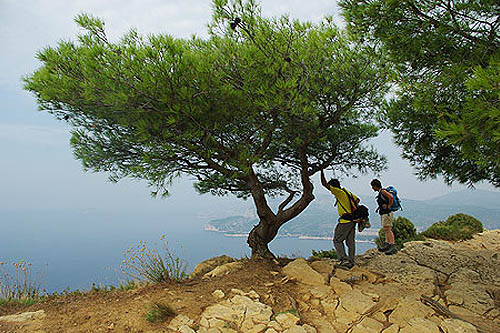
[1,230,499,333]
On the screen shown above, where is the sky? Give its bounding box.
[0,0,497,217]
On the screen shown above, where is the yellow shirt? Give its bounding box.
[329,186,359,223]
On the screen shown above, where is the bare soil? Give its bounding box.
[0,258,301,333]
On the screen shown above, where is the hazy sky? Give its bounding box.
[0,0,497,215]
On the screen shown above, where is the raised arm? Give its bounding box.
[320,169,330,190]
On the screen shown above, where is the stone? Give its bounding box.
[309,285,333,300]
[168,315,195,331]
[178,325,196,333]
[440,318,478,333]
[389,295,434,326]
[381,324,400,333]
[247,290,260,299]
[264,329,279,333]
[358,317,385,331]
[283,326,307,333]
[0,310,46,322]
[267,321,282,331]
[445,290,464,305]
[247,323,267,333]
[274,312,300,329]
[189,255,234,278]
[212,289,225,299]
[203,262,243,279]
[371,311,387,323]
[301,324,316,333]
[338,289,375,315]
[350,325,379,333]
[399,317,440,333]
[446,281,495,315]
[320,299,338,319]
[282,258,326,286]
[329,276,352,296]
[309,260,334,280]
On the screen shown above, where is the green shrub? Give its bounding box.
[145,302,176,322]
[311,249,338,260]
[376,216,422,247]
[420,213,483,241]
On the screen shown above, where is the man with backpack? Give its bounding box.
[321,170,361,270]
[370,179,398,255]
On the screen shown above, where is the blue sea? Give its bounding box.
[0,209,376,293]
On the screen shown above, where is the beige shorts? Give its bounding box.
[381,212,394,227]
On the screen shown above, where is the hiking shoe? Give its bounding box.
[384,244,398,255]
[334,261,354,270]
[378,242,390,252]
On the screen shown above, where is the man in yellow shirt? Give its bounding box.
[321,170,359,270]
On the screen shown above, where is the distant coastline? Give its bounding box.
[204,224,377,242]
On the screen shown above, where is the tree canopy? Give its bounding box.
[24,0,390,258]
[340,0,500,187]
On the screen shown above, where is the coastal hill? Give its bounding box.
[1,230,499,332]
[205,189,500,239]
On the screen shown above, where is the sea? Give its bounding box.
[0,209,376,294]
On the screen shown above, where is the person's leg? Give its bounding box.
[381,213,395,243]
[382,213,397,255]
[345,222,356,265]
[333,223,348,262]
[384,226,395,244]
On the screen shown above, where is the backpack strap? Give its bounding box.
[342,189,358,211]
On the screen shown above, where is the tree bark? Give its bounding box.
[247,220,278,259]
[246,157,315,259]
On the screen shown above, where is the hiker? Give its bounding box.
[320,169,359,270]
[370,179,398,255]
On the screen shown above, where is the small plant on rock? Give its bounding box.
[145,302,176,322]
[420,213,483,241]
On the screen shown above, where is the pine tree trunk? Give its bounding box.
[247,219,279,259]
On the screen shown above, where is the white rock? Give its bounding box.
[283,325,307,333]
[440,318,478,333]
[400,317,440,333]
[274,312,300,329]
[212,289,225,299]
[203,262,243,278]
[0,310,46,322]
[282,258,326,286]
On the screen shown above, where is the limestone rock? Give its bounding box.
[282,258,326,286]
[381,324,400,333]
[329,276,352,296]
[200,295,273,330]
[399,317,440,333]
[189,255,234,279]
[356,317,385,332]
[168,314,195,331]
[338,289,376,315]
[389,294,434,326]
[0,310,46,322]
[212,289,225,299]
[440,318,478,333]
[203,262,243,279]
[274,312,300,329]
[309,260,334,280]
[283,325,307,333]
